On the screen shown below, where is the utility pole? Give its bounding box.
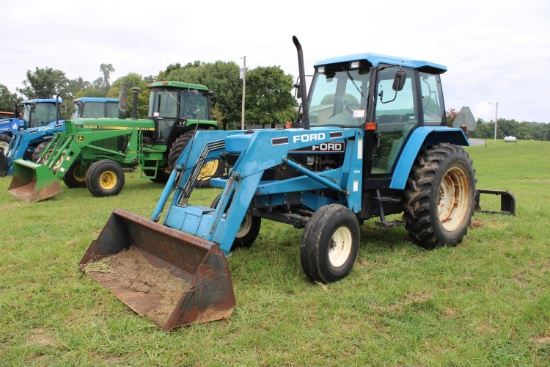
[241,56,246,130]
[493,101,498,144]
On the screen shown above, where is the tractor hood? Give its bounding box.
[74,117,155,131]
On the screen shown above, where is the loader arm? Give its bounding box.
[8,127,140,202]
[158,127,364,254]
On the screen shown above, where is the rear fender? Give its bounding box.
[390,127,469,189]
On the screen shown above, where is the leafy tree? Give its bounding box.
[66,77,93,98]
[99,63,115,92]
[446,108,458,127]
[107,73,149,118]
[73,87,107,99]
[468,119,492,139]
[166,61,242,128]
[516,121,534,140]
[244,66,296,127]
[143,75,155,84]
[0,84,20,113]
[17,67,69,100]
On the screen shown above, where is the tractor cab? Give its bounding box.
[72,97,120,120]
[305,54,449,179]
[147,81,214,144]
[22,98,62,129]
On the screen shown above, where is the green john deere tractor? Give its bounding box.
[8,81,225,202]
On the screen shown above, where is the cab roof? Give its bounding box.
[314,52,447,74]
[149,81,209,91]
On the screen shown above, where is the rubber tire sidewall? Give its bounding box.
[211,194,261,249]
[168,129,225,188]
[300,204,360,284]
[85,159,125,197]
[0,134,11,153]
[403,143,476,249]
[63,160,88,188]
[168,130,196,173]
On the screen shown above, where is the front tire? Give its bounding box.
[300,204,360,283]
[168,130,226,188]
[403,143,476,249]
[63,160,88,188]
[0,134,11,153]
[85,159,125,197]
[211,194,261,249]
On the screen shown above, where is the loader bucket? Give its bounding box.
[475,189,516,215]
[79,209,236,331]
[7,159,61,202]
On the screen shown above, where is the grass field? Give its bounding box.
[0,140,548,366]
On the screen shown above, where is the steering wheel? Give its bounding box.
[400,113,417,123]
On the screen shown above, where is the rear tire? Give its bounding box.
[0,134,10,176]
[300,204,360,283]
[403,143,476,249]
[63,160,87,188]
[85,159,125,197]
[211,194,261,249]
[168,130,226,188]
[33,142,62,172]
[31,141,49,162]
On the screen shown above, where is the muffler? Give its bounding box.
[7,159,61,202]
[79,209,236,331]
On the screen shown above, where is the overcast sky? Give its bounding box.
[3,0,549,123]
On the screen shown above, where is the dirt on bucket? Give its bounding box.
[81,246,192,326]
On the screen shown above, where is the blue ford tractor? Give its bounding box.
[0,99,57,157]
[80,37,515,331]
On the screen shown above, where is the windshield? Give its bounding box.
[307,68,369,127]
[23,102,59,128]
[74,102,120,119]
[180,90,208,120]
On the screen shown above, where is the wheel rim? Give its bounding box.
[438,166,470,231]
[328,226,353,268]
[99,171,117,190]
[43,150,62,171]
[0,141,9,152]
[236,214,252,239]
[73,165,87,182]
[197,160,219,181]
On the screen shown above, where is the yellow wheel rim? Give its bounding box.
[197,160,219,181]
[99,171,117,190]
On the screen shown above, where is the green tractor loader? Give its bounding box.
[8,81,225,202]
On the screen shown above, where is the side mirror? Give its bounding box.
[392,70,406,91]
[294,82,302,99]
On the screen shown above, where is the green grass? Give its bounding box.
[0,140,549,367]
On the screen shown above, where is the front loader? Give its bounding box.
[81,36,516,330]
[1,97,120,177]
[8,82,224,202]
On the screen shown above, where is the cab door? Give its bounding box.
[369,66,418,175]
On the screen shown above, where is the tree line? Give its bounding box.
[2,63,549,139]
[446,109,550,141]
[0,61,298,130]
